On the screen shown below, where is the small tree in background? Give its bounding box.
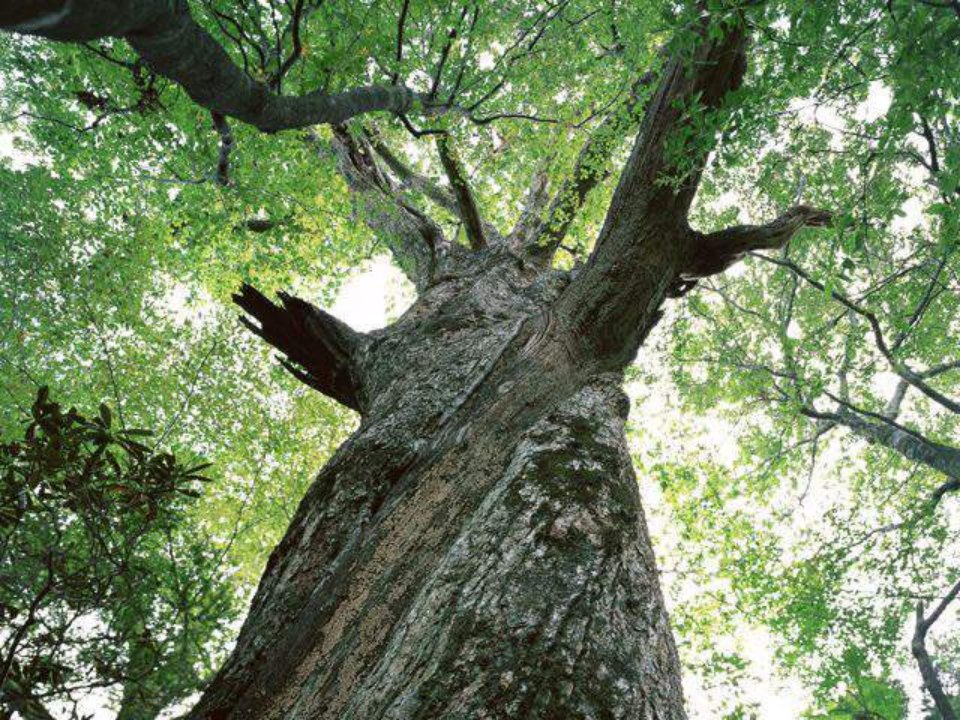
[0,388,236,720]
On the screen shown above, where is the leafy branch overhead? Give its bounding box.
[1,2,440,132]
[0,389,234,719]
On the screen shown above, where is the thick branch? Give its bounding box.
[2,2,436,133]
[802,405,960,484]
[521,68,660,261]
[509,165,550,249]
[913,580,960,720]
[232,283,365,411]
[556,16,749,367]
[211,112,232,186]
[436,135,487,250]
[331,126,448,290]
[682,205,832,279]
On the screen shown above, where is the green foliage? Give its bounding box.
[1,0,959,717]
[807,673,908,720]
[642,1,960,715]
[0,389,234,718]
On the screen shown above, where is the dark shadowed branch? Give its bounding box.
[364,128,460,214]
[232,284,366,411]
[365,127,503,244]
[330,125,450,289]
[1,1,445,133]
[212,112,233,186]
[436,135,487,250]
[913,578,960,720]
[682,205,832,280]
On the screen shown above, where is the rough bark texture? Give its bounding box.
[179,14,792,720]
[193,247,684,719]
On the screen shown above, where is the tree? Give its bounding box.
[1,0,955,718]
[0,389,234,719]
[639,1,959,710]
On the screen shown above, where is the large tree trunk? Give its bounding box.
[178,12,818,719]
[192,253,685,719]
[0,3,844,718]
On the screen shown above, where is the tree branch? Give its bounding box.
[913,578,960,720]
[330,125,449,289]
[365,128,502,244]
[2,2,442,133]
[556,14,749,367]
[232,283,366,411]
[682,205,832,279]
[509,164,551,249]
[808,405,960,484]
[271,0,306,91]
[436,135,487,250]
[752,253,960,416]
[211,112,233,186]
[1,674,57,720]
[364,129,459,214]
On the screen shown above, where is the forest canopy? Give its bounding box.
[0,1,958,719]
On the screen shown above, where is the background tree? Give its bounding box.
[631,1,960,715]
[0,389,233,719]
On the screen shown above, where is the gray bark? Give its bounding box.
[198,251,685,719]
[800,404,960,496]
[183,14,773,720]
[839,411,960,484]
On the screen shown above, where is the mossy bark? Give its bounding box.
[189,250,685,720]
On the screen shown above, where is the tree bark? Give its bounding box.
[183,13,780,720]
[197,249,685,719]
